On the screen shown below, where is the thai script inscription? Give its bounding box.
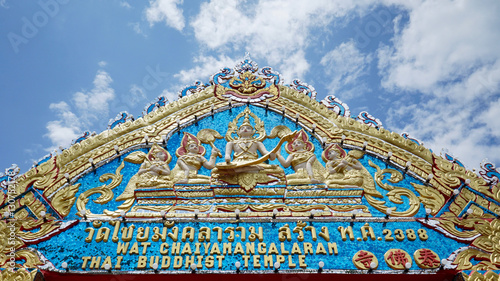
[79,221,431,271]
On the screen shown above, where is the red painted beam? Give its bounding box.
[41,270,459,281]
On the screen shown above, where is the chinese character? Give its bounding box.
[387,249,408,266]
[355,251,374,267]
[416,249,440,268]
[353,250,377,269]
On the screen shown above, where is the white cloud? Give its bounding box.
[145,0,185,31]
[45,66,115,150]
[160,89,177,102]
[98,61,107,67]
[120,1,132,9]
[129,84,147,104]
[279,50,310,85]
[475,95,500,139]
[378,0,500,97]
[73,70,115,122]
[388,96,500,170]
[129,22,147,37]
[190,0,378,81]
[379,0,500,169]
[174,54,237,84]
[45,102,81,149]
[321,40,372,99]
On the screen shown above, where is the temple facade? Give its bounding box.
[1,56,499,281]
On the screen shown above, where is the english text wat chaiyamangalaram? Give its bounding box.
[1,56,500,281]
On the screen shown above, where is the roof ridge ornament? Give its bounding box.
[235,52,258,74]
[143,95,169,116]
[211,54,282,103]
[356,111,383,129]
[289,79,317,99]
[479,161,500,186]
[177,80,210,98]
[107,111,134,130]
[402,133,423,146]
[321,95,351,117]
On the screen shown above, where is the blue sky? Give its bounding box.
[1,0,499,175]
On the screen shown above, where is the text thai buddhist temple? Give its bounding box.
[1,56,499,281]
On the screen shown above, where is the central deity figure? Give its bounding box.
[225,115,273,164]
[212,107,291,190]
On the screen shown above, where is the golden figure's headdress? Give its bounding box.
[285,129,314,154]
[321,143,346,163]
[186,138,198,146]
[176,132,205,157]
[240,113,254,129]
[147,143,172,163]
[225,107,266,142]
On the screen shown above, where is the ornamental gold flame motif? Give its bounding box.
[1,55,499,280]
[229,71,266,94]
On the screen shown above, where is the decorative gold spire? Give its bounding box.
[240,112,253,129]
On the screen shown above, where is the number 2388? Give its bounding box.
[382,229,428,241]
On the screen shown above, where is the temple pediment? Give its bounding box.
[1,56,499,281]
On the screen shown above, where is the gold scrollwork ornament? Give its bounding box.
[77,161,125,217]
[450,219,500,270]
[366,160,420,217]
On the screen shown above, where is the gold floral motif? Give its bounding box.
[324,190,364,196]
[27,157,60,193]
[174,191,213,198]
[0,203,67,270]
[135,190,176,197]
[432,155,500,202]
[229,71,266,94]
[448,188,499,218]
[76,161,125,217]
[411,183,445,215]
[213,187,286,196]
[0,221,23,267]
[461,271,500,281]
[0,268,38,281]
[13,249,42,268]
[367,161,420,217]
[130,205,173,214]
[286,205,327,212]
[432,155,465,189]
[50,183,80,217]
[14,209,60,242]
[433,218,500,270]
[18,193,49,222]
